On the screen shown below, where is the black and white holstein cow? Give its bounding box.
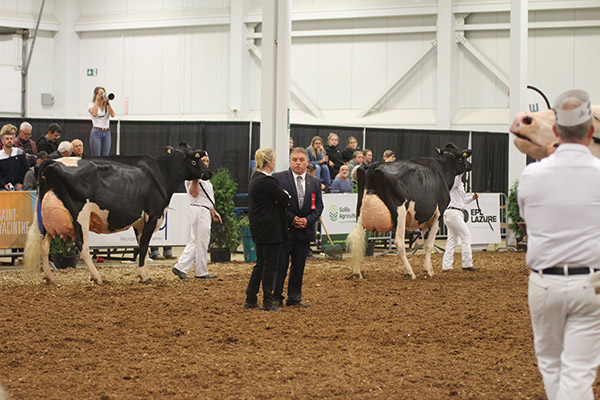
[24,143,211,285]
[346,143,472,279]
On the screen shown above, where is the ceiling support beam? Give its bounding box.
[357,41,436,119]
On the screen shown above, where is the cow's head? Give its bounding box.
[509,105,600,160]
[436,142,472,175]
[166,142,212,180]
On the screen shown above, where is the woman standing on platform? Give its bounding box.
[244,148,290,312]
[88,86,115,156]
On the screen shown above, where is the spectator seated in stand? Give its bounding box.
[307,163,325,191]
[341,136,361,163]
[305,136,331,191]
[71,139,85,158]
[36,123,61,155]
[23,151,49,190]
[382,149,396,162]
[14,121,38,167]
[0,124,29,191]
[347,150,364,181]
[49,141,73,159]
[331,165,353,194]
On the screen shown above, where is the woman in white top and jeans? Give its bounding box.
[88,86,115,156]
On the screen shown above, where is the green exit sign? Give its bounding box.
[86,68,98,76]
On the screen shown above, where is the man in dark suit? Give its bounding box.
[273,147,324,307]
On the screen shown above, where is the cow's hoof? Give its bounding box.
[141,278,153,284]
[43,277,55,285]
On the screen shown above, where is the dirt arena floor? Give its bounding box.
[1,251,599,399]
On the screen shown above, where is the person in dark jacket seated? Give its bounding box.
[0,124,29,191]
[23,151,49,191]
[324,132,344,178]
[36,123,61,155]
[341,136,361,163]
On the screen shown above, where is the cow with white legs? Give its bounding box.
[510,105,600,160]
[24,143,211,285]
[346,143,472,279]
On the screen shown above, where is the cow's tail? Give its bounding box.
[346,215,366,278]
[24,195,43,276]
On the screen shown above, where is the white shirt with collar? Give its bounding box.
[447,174,474,210]
[518,143,600,270]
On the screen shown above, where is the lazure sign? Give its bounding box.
[322,193,357,235]
[0,191,35,249]
[464,193,501,245]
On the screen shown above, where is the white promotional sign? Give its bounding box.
[464,193,501,245]
[88,193,191,247]
[321,193,358,235]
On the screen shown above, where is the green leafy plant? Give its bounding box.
[49,235,80,257]
[507,180,525,242]
[209,168,240,253]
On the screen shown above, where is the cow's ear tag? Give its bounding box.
[463,150,472,158]
[166,147,173,154]
[435,147,442,155]
[194,152,200,158]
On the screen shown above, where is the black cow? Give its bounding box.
[346,143,472,279]
[24,143,211,284]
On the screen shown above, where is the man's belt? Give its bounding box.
[191,204,211,210]
[447,206,464,212]
[93,127,110,131]
[532,266,600,276]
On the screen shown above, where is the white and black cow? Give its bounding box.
[24,143,211,285]
[346,143,472,279]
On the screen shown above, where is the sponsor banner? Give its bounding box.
[0,191,35,249]
[88,193,191,247]
[321,193,357,235]
[464,193,501,245]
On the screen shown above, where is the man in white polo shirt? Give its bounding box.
[518,89,600,400]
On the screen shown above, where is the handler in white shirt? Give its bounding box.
[518,89,600,400]
[442,174,478,271]
[172,152,222,280]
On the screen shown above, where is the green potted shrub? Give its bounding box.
[209,168,240,262]
[507,180,526,248]
[49,235,80,269]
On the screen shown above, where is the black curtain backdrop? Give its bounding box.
[365,128,469,162]
[471,131,508,194]
[0,118,508,195]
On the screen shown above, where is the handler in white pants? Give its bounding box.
[442,174,478,271]
[172,153,221,280]
[519,89,600,400]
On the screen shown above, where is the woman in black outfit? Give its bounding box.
[324,132,344,178]
[245,148,290,311]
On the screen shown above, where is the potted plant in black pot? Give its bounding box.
[49,235,80,269]
[507,180,526,250]
[209,168,240,262]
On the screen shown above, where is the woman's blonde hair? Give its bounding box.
[0,124,17,137]
[254,147,275,170]
[308,136,324,159]
[92,86,105,102]
[327,132,338,142]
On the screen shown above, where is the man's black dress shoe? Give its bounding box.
[172,267,191,279]
[244,302,260,310]
[462,266,480,271]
